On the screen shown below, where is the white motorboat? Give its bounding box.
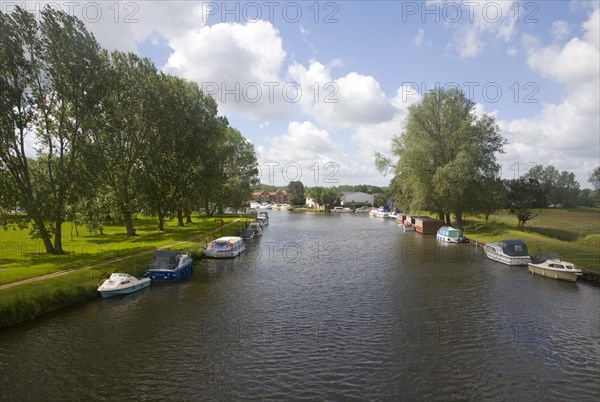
[332,207,352,213]
[370,207,389,218]
[484,240,531,266]
[248,221,263,236]
[528,252,583,282]
[97,273,151,298]
[204,236,247,258]
[436,227,465,243]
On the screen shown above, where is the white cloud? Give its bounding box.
[414,28,425,47]
[287,61,398,128]
[164,20,289,120]
[444,0,517,58]
[551,20,571,42]
[499,7,600,186]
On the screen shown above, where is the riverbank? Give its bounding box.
[463,209,600,280]
[0,216,244,328]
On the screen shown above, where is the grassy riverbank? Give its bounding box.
[0,215,245,328]
[463,208,600,274]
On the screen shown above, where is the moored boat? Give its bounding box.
[332,207,352,213]
[240,229,254,240]
[145,251,194,282]
[401,221,416,231]
[248,221,263,236]
[204,236,247,258]
[354,206,370,213]
[528,252,582,282]
[484,240,530,266]
[370,206,389,218]
[436,226,465,243]
[97,273,151,298]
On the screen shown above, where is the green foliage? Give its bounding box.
[524,164,580,207]
[1,7,259,250]
[590,166,600,191]
[384,87,505,228]
[506,178,545,229]
[287,181,305,205]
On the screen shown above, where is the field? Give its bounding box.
[463,208,600,271]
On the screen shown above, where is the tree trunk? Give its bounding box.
[186,213,192,224]
[123,209,137,236]
[33,216,55,254]
[445,213,451,226]
[157,212,165,231]
[454,212,464,231]
[177,208,184,227]
[54,220,64,254]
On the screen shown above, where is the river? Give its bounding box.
[1,211,599,400]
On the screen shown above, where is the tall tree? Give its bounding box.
[590,166,600,191]
[287,181,305,205]
[1,7,104,253]
[379,87,505,229]
[506,178,545,229]
[90,51,158,236]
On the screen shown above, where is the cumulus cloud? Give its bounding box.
[287,61,398,128]
[164,20,289,120]
[499,7,600,185]
[443,0,517,58]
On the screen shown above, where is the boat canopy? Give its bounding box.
[498,240,529,256]
[149,251,181,270]
[531,252,561,264]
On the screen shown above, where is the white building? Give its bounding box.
[340,192,374,206]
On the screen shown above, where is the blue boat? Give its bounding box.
[145,251,194,282]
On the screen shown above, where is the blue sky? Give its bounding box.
[6,1,599,187]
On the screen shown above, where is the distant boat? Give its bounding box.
[250,202,261,209]
[257,211,269,226]
[259,203,272,209]
[484,240,531,266]
[145,251,194,282]
[354,206,370,213]
[528,252,583,282]
[401,221,416,231]
[387,211,398,220]
[436,227,465,243]
[204,236,247,258]
[247,221,263,236]
[332,207,352,213]
[370,206,389,218]
[240,229,255,240]
[97,273,150,298]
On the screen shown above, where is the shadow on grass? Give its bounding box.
[525,226,579,242]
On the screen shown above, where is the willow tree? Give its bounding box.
[378,87,505,229]
[1,7,104,253]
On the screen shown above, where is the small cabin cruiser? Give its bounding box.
[402,221,416,231]
[204,236,247,258]
[97,273,150,298]
[484,240,530,266]
[240,229,255,240]
[370,206,389,218]
[528,252,583,282]
[247,221,263,236]
[145,251,194,282]
[436,227,465,243]
[257,211,269,226]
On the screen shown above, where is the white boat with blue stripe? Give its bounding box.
[204,236,246,258]
[97,273,150,298]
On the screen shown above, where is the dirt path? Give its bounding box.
[0,218,242,290]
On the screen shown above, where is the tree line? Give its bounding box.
[375,87,599,230]
[0,7,259,254]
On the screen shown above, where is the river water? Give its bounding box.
[1,211,599,401]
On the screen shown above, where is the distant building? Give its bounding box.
[340,192,374,206]
[252,189,288,204]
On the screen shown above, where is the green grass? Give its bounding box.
[0,214,248,328]
[0,215,248,285]
[463,208,600,273]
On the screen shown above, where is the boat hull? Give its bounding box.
[98,278,151,298]
[484,248,530,265]
[204,243,246,259]
[146,261,194,282]
[528,264,581,282]
[436,234,464,243]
